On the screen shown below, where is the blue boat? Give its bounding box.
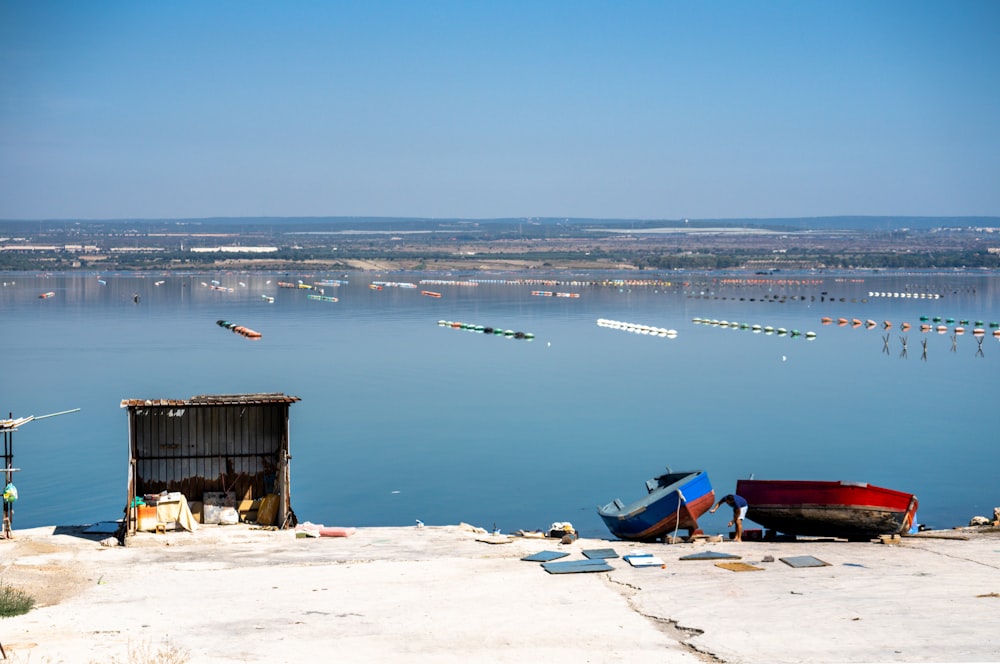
[597,469,715,542]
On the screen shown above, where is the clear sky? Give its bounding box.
[1,1,998,221]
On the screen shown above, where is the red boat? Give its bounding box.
[736,479,918,540]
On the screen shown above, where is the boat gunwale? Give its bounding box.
[597,470,707,518]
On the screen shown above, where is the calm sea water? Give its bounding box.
[2,270,997,537]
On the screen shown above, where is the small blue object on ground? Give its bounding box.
[521,550,570,562]
[541,559,614,574]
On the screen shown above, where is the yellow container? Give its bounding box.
[137,505,158,531]
[256,494,279,526]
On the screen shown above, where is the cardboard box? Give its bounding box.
[188,501,203,524]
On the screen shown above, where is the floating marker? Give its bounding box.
[438,321,533,340]
[216,319,262,339]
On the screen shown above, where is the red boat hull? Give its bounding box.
[736,479,918,539]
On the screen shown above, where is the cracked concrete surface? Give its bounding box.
[2,524,998,663]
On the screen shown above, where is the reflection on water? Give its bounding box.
[2,270,997,536]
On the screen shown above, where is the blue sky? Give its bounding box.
[1,1,998,220]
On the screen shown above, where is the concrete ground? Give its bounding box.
[1,523,998,663]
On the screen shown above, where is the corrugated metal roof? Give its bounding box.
[120,393,301,408]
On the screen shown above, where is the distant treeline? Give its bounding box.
[3,246,997,271]
[2,215,999,233]
[637,249,1000,270]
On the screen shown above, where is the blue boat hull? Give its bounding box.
[597,470,715,542]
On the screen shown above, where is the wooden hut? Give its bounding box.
[120,393,300,535]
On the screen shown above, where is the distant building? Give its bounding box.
[189,246,279,253]
[0,244,60,252]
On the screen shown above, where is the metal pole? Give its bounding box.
[3,413,12,539]
[1,407,78,538]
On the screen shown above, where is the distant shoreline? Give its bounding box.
[2,216,999,272]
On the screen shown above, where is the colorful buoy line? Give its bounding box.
[685,293,856,303]
[437,320,534,339]
[715,278,825,286]
[918,316,997,327]
[371,281,417,288]
[822,317,897,329]
[597,319,677,337]
[692,318,815,338]
[419,279,479,287]
[315,279,348,286]
[823,317,1000,335]
[466,278,676,287]
[531,290,581,298]
[868,291,943,299]
[307,294,339,303]
[216,319,262,339]
[421,290,442,298]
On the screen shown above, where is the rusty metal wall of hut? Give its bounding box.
[124,400,294,533]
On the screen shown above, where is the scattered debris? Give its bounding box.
[548,521,576,538]
[582,548,619,560]
[716,562,764,572]
[295,523,357,538]
[458,522,487,534]
[513,529,545,538]
[542,559,614,574]
[521,551,569,562]
[780,556,830,568]
[623,552,665,567]
[679,551,741,561]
